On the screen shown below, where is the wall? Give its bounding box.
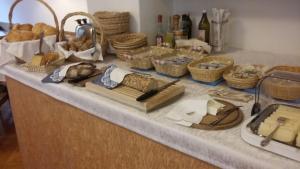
[172,0,300,56]
[87,0,140,32]
[0,0,88,31]
[139,0,173,44]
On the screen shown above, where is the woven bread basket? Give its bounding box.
[263,65,300,100]
[60,12,108,59]
[22,56,65,74]
[152,53,196,78]
[8,0,59,64]
[188,56,234,82]
[223,66,260,89]
[124,46,175,70]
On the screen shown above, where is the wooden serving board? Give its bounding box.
[86,80,185,112]
[192,100,243,130]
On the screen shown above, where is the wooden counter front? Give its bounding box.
[6,77,216,169]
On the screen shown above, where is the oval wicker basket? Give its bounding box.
[8,0,59,63]
[60,11,108,58]
[263,65,300,100]
[94,11,130,19]
[223,66,259,89]
[124,46,175,70]
[188,56,234,83]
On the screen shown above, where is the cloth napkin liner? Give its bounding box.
[166,95,225,127]
[1,35,56,63]
[57,41,103,61]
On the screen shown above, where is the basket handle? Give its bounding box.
[60,12,104,44]
[8,0,60,42]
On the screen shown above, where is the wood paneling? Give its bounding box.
[6,77,217,169]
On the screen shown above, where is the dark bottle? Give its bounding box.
[156,15,164,46]
[198,10,210,43]
[182,14,192,39]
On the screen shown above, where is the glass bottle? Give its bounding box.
[156,15,164,46]
[198,10,210,43]
[164,16,175,48]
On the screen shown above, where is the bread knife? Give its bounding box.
[136,79,180,102]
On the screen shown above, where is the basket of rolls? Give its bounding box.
[0,0,59,64]
[57,12,106,62]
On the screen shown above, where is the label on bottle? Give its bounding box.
[198,30,206,41]
[156,36,163,46]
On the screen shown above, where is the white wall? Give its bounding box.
[139,0,173,44]
[0,0,88,31]
[87,0,140,32]
[173,0,300,56]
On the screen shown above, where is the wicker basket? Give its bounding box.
[124,46,175,70]
[188,56,234,82]
[223,66,260,89]
[8,0,59,64]
[94,11,130,36]
[60,12,108,59]
[263,65,300,100]
[152,53,196,77]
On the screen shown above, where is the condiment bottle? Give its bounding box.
[156,15,164,46]
[198,10,210,43]
[164,16,175,48]
[182,14,192,39]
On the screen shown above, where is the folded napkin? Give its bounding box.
[166,95,225,127]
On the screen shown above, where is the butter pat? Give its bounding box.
[31,55,43,66]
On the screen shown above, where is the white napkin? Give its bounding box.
[1,35,56,63]
[57,41,103,61]
[110,68,132,83]
[166,95,225,127]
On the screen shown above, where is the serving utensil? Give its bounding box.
[209,106,242,126]
[260,116,287,147]
[136,79,180,101]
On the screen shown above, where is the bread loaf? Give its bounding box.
[32,23,57,39]
[12,24,33,31]
[6,30,34,42]
[122,74,158,92]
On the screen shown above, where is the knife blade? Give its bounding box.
[136,79,180,102]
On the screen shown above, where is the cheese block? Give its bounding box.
[258,122,296,144]
[297,133,300,148]
[31,55,43,66]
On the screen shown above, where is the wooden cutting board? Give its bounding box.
[85,80,185,112]
[192,100,243,130]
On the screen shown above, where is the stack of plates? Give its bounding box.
[110,33,148,60]
[94,11,130,36]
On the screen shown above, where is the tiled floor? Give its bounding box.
[0,128,24,169]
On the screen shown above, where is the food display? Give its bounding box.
[223,64,267,89]
[258,105,300,145]
[188,56,234,82]
[66,63,96,80]
[30,52,59,66]
[61,36,94,52]
[6,23,57,42]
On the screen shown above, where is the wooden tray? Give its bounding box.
[192,100,243,130]
[86,80,185,112]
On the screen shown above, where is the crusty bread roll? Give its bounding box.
[122,74,158,92]
[6,30,34,42]
[12,24,33,31]
[32,23,57,39]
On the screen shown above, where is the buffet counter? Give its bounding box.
[2,50,300,169]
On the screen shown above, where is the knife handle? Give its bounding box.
[136,90,158,101]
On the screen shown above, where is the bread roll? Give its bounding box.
[32,23,57,39]
[12,24,33,31]
[6,30,34,42]
[122,74,158,92]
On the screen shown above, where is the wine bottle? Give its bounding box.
[198,10,210,43]
[156,15,164,46]
[182,14,192,39]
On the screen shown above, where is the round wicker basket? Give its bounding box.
[223,66,259,89]
[188,56,234,83]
